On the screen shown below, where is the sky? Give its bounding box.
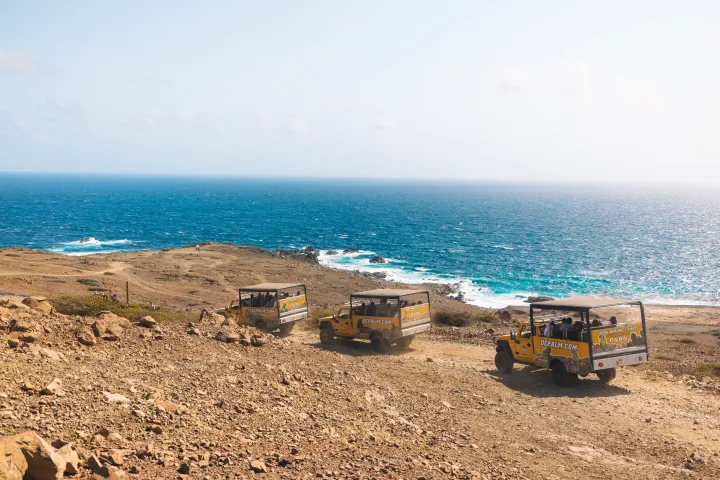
[1,1,720,182]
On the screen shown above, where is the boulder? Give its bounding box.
[342,249,361,254]
[137,316,156,328]
[226,332,240,343]
[153,399,187,414]
[96,312,131,328]
[221,317,237,329]
[18,332,39,343]
[40,378,63,396]
[0,431,66,480]
[368,255,387,264]
[22,297,53,314]
[1,300,30,311]
[525,296,555,303]
[103,392,130,404]
[56,444,79,475]
[39,348,65,362]
[10,319,34,333]
[251,335,267,347]
[249,459,267,473]
[77,331,96,346]
[93,313,130,341]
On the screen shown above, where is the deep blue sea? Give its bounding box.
[1,174,719,307]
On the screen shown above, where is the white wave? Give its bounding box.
[316,247,533,308]
[65,249,121,256]
[62,238,133,247]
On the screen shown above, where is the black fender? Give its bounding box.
[495,340,514,358]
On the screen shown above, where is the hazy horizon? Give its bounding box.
[2,1,720,183]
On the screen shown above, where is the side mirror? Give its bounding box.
[510,331,516,341]
[332,314,337,320]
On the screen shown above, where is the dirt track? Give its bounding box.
[1,245,719,478]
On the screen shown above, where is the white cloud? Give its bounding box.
[0,50,40,73]
[614,77,662,111]
[494,66,536,93]
[372,115,398,130]
[282,117,311,135]
[558,62,591,104]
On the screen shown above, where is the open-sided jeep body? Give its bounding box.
[318,289,431,353]
[219,283,308,336]
[493,297,649,386]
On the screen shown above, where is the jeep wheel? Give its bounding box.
[278,322,295,337]
[319,327,335,345]
[395,336,414,349]
[494,351,514,374]
[552,362,578,387]
[370,334,390,354]
[596,368,617,384]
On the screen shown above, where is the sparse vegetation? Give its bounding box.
[76,278,101,287]
[654,354,678,361]
[5,253,21,257]
[433,310,497,327]
[49,294,196,324]
[678,338,697,345]
[694,363,720,377]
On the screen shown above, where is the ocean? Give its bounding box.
[1,174,719,307]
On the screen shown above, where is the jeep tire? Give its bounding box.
[596,367,617,384]
[494,351,514,374]
[552,362,578,387]
[371,334,390,354]
[319,326,334,345]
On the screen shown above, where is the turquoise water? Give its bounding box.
[1,174,718,307]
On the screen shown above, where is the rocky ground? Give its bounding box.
[1,294,719,480]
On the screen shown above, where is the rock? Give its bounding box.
[525,296,555,303]
[221,317,237,329]
[56,444,80,475]
[251,335,267,347]
[20,382,34,392]
[87,455,104,473]
[102,392,130,404]
[249,459,267,473]
[342,249,360,254]
[10,319,35,332]
[368,255,387,264]
[178,462,191,474]
[138,316,156,328]
[18,332,38,343]
[93,312,131,340]
[0,431,66,480]
[22,297,53,314]
[325,250,339,255]
[41,378,63,396]
[39,348,65,361]
[215,332,228,343]
[187,328,201,336]
[226,332,240,343]
[77,331,96,346]
[7,338,20,349]
[93,318,124,341]
[2,299,30,310]
[153,399,187,414]
[702,376,713,384]
[496,310,512,322]
[150,426,163,434]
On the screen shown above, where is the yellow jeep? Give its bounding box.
[218,283,308,335]
[318,289,431,353]
[493,297,649,386]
